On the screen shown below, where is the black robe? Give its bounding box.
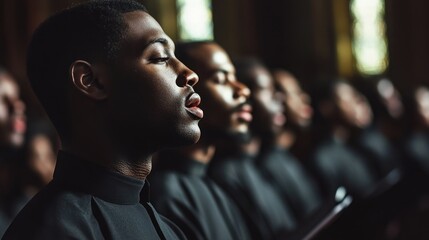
[310,136,378,199]
[257,147,323,221]
[2,151,186,240]
[353,127,401,178]
[404,131,429,174]
[208,154,296,240]
[149,158,250,240]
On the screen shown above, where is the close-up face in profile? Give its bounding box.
[185,43,252,136]
[105,11,202,149]
[247,66,286,136]
[273,71,313,128]
[414,86,429,127]
[0,74,26,148]
[333,82,372,129]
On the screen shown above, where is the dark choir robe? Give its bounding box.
[404,131,429,175]
[149,158,250,240]
[257,147,323,221]
[310,136,378,199]
[208,153,296,240]
[2,151,186,240]
[0,194,29,238]
[0,212,7,238]
[353,127,401,178]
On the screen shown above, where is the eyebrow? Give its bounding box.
[143,37,172,51]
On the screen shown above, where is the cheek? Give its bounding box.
[286,99,300,115]
[201,86,232,116]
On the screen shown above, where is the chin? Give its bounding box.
[177,123,201,145]
[10,134,25,148]
[297,119,312,129]
[222,129,251,143]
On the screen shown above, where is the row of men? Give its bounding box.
[1,1,429,239]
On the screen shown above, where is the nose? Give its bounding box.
[13,99,26,115]
[232,80,251,99]
[177,64,199,87]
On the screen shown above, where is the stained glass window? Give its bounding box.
[176,0,214,41]
[350,0,388,75]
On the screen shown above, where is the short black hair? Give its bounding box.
[310,76,346,105]
[27,0,147,139]
[175,40,215,66]
[233,57,267,90]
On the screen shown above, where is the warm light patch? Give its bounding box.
[177,0,214,41]
[350,0,388,75]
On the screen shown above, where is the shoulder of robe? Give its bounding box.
[3,186,100,239]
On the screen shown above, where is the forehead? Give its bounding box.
[0,75,18,97]
[334,83,355,99]
[277,74,298,91]
[251,67,272,89]
[121,11,173,51]
[416,87,429,100]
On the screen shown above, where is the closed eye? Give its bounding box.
[150,57,170,64]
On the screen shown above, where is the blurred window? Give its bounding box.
[177,0,214,41]
[350,0,388,75]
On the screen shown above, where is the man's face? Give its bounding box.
[274,72,313,128]
[415,86,429,127]
[104,11,202,151]
[333,82,372,129]
[376,79,404,119]
[186,43,252,137]
[0,74,26,148]
[248,67,286,136]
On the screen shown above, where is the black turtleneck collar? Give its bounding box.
[160,157,207,177]
[53,151,147,205]
[212,151,256,164]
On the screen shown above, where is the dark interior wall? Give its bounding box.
[255,0,337,83]
[0,0,85,117]
[213,0,429,91]
[212,0,258,58]
[386,0,429,90]
[212,0,338,85]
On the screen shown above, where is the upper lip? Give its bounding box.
[235,103,252,113]
[185,92,201,108]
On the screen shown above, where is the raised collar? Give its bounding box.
[160,157,207,177]
[176,158,207,177]
[53,151,146,205]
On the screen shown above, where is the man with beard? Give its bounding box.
[149,41,251,240]
[208,58,297,240]
[3,1,202,239]
[251,69,322,222]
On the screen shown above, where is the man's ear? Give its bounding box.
[70,60,107,100]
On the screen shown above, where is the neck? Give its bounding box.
[181,139,215,165]
[240,137,261,156]
[332,124,351,142]
[276,129,296,149]
[111,156,153,180]
[65,129,154,180]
